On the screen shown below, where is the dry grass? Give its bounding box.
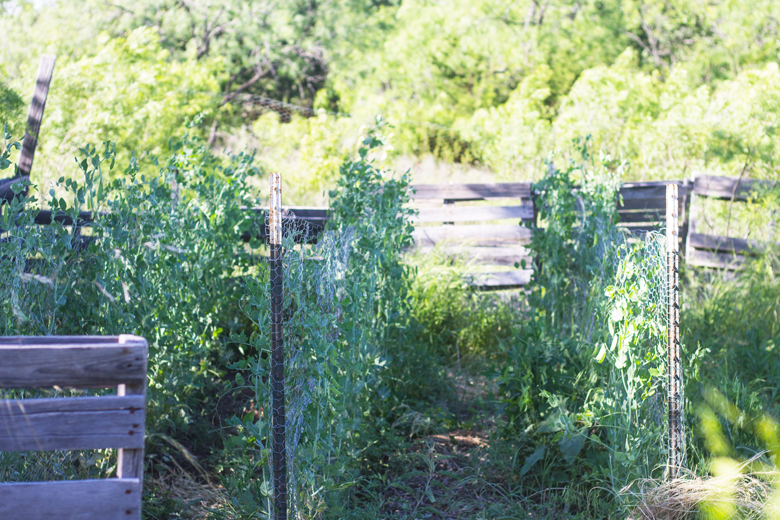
[626,457,780,520]
[147,468,230,519]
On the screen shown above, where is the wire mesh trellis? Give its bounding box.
[261,172,358,519]
[568,182,685,485]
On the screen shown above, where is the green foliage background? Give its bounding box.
[2,0,780,191]
[1,0,780,518]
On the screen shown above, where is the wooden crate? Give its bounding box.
[0,335,148,520]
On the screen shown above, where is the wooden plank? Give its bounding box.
[248,206,329,220]
[412,224,533,247]
[687,249,747,270]
[0,335,132,345]
[410,183,532,201]
[419,245,532,267]
[693,175,775,200]
[619,181,688,200]
[0,395,145,452]
[687,232,762,256]
[466,270,533,289]
[616,223,663,233]
[16,55,56,180]
[617,197,665,211]
[413,204,534,223]
[117,337,146,480]
[243,207,328,244]
[618,210,664,223]
[33,209,97,226]
[0,478,142,520]
[0,340,147,388]
[0,176,29,202]
[243,219,326,244]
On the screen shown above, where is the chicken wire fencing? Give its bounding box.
[564,188,685,487]
[251,189,360,519]
[597,224,686,485]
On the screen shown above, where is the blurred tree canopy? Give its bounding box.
[1,0,778,187]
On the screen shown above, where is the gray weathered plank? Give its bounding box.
[16,55,56,180]
[466,270,533,289]
[32,209,98,226]
[0,176,29,202]
[412,224,533,247]
[619,181,689,200]
[117,333,146,480]
[413,204,534,223]
[427,245,533,267]
[0,335,133,345]
[248,206,329,220]
[617,197,666,211]
[0,395,145,452]
[0,340,147,388]
[687,232,762,255]
[617,210,665,223]
[693,175,775,200]
[0,478,142,520]
[411,183,532,201]
[687,249,747,270]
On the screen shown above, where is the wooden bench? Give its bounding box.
[408,183,535,289]
[686,174,778,270]
[0,335,148,520]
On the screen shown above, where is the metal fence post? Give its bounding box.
[269,172,287,519]
[666,183,684,479]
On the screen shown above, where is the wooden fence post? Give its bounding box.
[16,55,56,180]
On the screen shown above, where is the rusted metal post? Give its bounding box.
[666,183,684,479]
[269,172,287,520]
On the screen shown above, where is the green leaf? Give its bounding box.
[559,431,587,465]
[519,446,546,477]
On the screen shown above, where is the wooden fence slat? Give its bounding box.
[420,245,532,267]
[412,224,533,247]
[16,55,56,180]
[0,336,128,345]
[0,478,141,520]
[32,209,98,226]
[687,249,747,270]
[466,270,533,289]
[617,210,665,223]
[616,224,663,233]
[617,198,666,211]
[117,335,146,480]
[687,232,762,255]
[0,176,29,202]
[410,183,532,201]
[413,204,534,223]
[0,341,147,389]
[248,207,329,219]
[0,395,145,452]
[693,175,775,200]
[619,181,689,200]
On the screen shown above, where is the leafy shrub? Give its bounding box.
[1,126,258,436]
[220,120,415,518]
